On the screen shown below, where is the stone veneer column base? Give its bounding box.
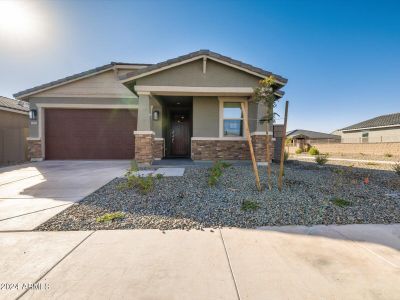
[134,131,154,165]
[27,139,43,161]
[153,138,164,160]
[191,134,274,163]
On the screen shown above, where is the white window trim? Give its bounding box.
[218,97,248,138]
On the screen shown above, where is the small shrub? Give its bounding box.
[384,153,393,158]
[118,173,154,194]
[308,146,319,155]
[96,212,125,223]
[295,148,302,154]
[208,160,231,186]
[331,198,352,207]
[241,200,260,212]
[155,173,164,180]
[393,163,400,176]
[315,154,328,165]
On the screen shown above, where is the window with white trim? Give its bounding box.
[222,102,244,137]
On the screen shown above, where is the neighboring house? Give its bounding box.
[14,50,287,164]
[0,96,29,165]
[286,129,341,147]
[336,113,400,143]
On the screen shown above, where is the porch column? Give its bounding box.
[137,93,151,131]
[134,93,154,165]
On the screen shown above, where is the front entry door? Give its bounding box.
[170,112,190,157]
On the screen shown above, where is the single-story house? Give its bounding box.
[335,113,400,143]
[14,50,287,164]
[286,129,341,147]
[0,96,29,165]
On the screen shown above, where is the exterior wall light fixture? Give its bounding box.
[29,109,37,120]
[152,110,160,121]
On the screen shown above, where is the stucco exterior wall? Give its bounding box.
[193,96,219,137]
[27,97,138,138]
[192,96,259,138]
[150,95,163,138]
[340,127,400,143]
[136,59,261,87]
[34,70,136,98]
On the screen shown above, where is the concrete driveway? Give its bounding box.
[0,160,130,231]
[0,224,399,299]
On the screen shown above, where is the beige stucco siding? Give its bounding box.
[28,97,138,138]
[340,126,400,143]
[34,70,136,98]
[193,96,219,137]
[136,59,261,88]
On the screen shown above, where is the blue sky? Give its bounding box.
[0,0,399,132]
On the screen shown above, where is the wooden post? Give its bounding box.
[266,122,272,190]
[278,101,289,191]
[241,103,261,191]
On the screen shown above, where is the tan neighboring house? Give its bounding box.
[14,50,288,164]
[0,96,29,165]
[335,113,400,143]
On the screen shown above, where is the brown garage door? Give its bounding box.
[45,109,137,160]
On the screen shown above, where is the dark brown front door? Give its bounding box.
[170,112,190,157]
[45,109,137,160]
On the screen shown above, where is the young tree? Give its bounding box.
[253,76,280,190]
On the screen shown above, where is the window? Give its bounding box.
[361,131,369,143]
[222,102,243,137]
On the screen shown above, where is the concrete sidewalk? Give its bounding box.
[1,224,399,299]
[0,161,130,231]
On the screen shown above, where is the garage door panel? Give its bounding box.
[45,109,137,160]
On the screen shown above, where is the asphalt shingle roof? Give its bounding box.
[286,129,340,140]
[14,50,288,99]
[340,113,400,131]
[0,96,29,113]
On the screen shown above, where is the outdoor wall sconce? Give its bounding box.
[29,109,37,120]
[152,110,160,121]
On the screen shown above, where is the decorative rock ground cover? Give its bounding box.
[37,161,400,231]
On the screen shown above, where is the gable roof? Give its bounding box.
[286,129,340,140]
[13,62,151,99]
[340,112,400,131]
[0,96,29,114]
[119,50,288,85]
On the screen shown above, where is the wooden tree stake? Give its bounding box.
[278,101,289,191]
[266,122,272,190]
[241,103,261,191]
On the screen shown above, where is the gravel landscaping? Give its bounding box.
[36,161,400,231]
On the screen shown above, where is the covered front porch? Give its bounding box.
[120,50,287,165]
